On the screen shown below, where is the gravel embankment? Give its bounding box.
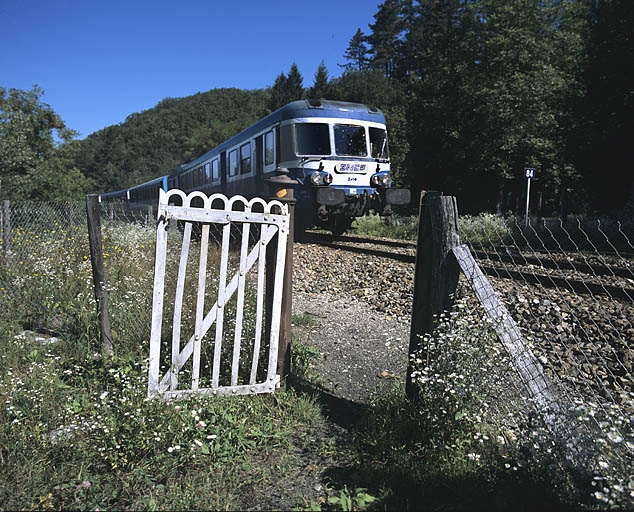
[290,239,634,411]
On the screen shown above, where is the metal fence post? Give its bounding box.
[406,191,461,400]
[86,194,114,357]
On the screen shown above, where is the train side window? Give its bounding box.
[240,142,251,175]
[228,149,238,177]
[220,151,227,184]
[265,130,274,165]
[197,166,204,185]
[212,159,220,181]
[279,124,294,161]
[204,162,211,181]
[296,123,331,156]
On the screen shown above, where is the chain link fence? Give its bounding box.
[456,215,634,507]
[0,197,271,354]
[0,199,160,349]
[0,199,92,338]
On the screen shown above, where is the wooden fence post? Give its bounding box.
[2,200,10,257]
[266,168,297,388]
[406,192,461,400]
[86,194,114,357]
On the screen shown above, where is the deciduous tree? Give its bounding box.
[0,86,91,200]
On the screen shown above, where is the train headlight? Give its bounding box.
[310,171,332,186]
[370,171,392,188]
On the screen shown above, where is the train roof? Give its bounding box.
[173,100,386,173]
[128,175,166,191]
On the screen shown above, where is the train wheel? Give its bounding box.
[330,216,353,238]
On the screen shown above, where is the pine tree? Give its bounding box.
[286,63,305,101]
[309,61,330,98]
[342,28,370,71]
[268,72,289,111]
[366,0,409,79]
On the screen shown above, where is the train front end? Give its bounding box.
[280,100,410,234]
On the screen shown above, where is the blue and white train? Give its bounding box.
[99,99,410,235]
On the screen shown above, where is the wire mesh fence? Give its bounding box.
[0,201,276,366]
[0,199,92,337]
[0,199,162,349]
[457,214,634,507]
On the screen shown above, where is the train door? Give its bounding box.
[254,135,264,177]
[220,151,227,186]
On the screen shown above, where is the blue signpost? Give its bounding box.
[524,168,536,226]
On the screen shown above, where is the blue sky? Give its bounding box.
[1,0,379,139]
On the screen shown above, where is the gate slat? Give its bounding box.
[266,225,288,380]
[170,220,193,390]
[147,214,169,396]
[231,215,251,386]
[211,221,231,388]
[192,223,210,390]
[250,229,267,384]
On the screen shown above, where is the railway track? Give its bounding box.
[302,231,416,263]
[301,230,634,301]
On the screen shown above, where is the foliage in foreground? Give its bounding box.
[0,332,326,510]
[322,297,580,511]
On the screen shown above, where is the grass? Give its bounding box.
[0,208,610,510]
[351,210,634,258]
[0,327,581,510]
[350,213,418,240]
[0,332,328,510]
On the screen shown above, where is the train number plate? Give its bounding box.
[339,163,367,173]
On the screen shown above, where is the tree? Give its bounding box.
[286,63,304,101]
[574,0,634,213]
[268,64,305,111]
[308,61,331,98]
[342,28,370,71]
[366,0,411,79]
[404,0,589,213]
[0,86,91,200]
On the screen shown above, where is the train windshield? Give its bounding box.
[296,123,331,156]
[334,124,367,157]
[370,127,389,160]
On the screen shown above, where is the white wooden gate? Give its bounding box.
[147,189,289,399]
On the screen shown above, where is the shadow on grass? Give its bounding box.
[321,464,577,512]
[288,375,371,428]
[288,376,579,511]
